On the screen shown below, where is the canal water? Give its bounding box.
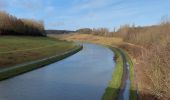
[0,43,115,100]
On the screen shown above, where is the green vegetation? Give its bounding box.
[0,45,82,81]
[102,47,123,100]
[0,36,78,68]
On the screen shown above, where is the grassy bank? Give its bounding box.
[0,36,83,81]
[102,47,137,100]
[102,47,123,100]
[0,45,82,81]
[0,36,76,68]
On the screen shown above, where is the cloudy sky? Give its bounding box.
[0,0,170,30]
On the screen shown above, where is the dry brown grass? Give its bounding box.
[117,23,170,100]
[49,33,123,46]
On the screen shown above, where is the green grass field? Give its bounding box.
[0,36,76,68]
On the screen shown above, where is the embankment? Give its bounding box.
[0,45,83,81]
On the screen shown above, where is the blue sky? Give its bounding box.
[0,0,170,30]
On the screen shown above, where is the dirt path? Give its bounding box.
[115,48,130,100]
[116,48,138,100]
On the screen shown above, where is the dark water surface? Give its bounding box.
[0,43,115,100]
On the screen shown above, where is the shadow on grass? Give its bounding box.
[102,87,161,100]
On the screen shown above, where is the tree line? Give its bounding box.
[76,28,110,36]
[0,11,45,36]
[76,25,135,37]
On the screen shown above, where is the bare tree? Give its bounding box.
[0,11,45,36]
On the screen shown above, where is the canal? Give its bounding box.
[0,43,115,100]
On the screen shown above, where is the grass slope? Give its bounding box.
[0,36,76,68]
[0,45,82,81]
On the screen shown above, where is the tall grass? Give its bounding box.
[117,22,170,99]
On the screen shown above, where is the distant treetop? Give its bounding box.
[0,11,46,36]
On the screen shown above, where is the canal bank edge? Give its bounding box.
[102,46,137,100]
[0,45,83,81]
[102,46,123,100]
[121,49,138,100]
